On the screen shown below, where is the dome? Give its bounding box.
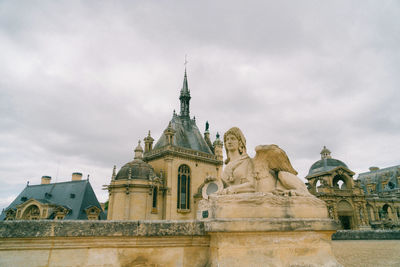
[307,158,348,176]
[115,159,155,180]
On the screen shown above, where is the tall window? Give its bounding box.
[177,165,190,210]
[152,187,158,210]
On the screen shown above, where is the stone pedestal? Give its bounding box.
[199,193,342,267]
[197,192,329,220]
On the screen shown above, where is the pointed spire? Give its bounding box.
[180,68,190,95]
[179,62,191,118]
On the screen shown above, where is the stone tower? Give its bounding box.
[107,69,223,221]
[142,69,223,220]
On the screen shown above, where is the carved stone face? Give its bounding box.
[225,134,239,152]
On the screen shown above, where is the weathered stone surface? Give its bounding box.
[198,192,328,219]
[332,240,400,267]
[0,220,205,238]
[209,231,341,267]
[205,218,338,232]
[332,229,400,240]
[0,219,343,267]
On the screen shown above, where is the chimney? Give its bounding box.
[72,172,83,181]
[41,176,51,184]
[369,167,379,172]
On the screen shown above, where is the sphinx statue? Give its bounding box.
[220,127,311,196]
[197,127,340,267]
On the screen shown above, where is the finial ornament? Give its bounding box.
[184,54,188,67]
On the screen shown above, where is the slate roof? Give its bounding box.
[153,114,213,154]
[357,165,400,193]
[307,158,348,177]
[0,180,106,220]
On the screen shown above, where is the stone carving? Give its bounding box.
[220,127,311,196]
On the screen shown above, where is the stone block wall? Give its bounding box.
[0,220,210,267]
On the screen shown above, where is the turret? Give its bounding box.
[144,131,154,152]
[213,132,223,161]
[163,122,176,145]
[134,140,144,159]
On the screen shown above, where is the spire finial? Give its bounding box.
[179,59,191,118]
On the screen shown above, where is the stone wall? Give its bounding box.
[332,229,400,240]
[0,220,210,267]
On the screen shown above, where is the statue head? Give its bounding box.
[223,127,247,164]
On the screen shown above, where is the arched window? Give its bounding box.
[333,175,349,190]
[316,180,321,192]
[22,205,40,220]
[177,165,190,210]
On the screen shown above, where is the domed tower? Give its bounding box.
[306,146,368,230]
[107,141,164,220]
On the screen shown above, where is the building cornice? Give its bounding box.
[143,145,222,165]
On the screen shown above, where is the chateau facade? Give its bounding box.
[306,146,400,230]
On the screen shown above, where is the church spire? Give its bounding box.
[179,67,191,118]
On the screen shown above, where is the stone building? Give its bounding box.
[305,146,368,230]
[0,173,106,220]
[106,69,223,220]
[358,165,400,229]
[306,146,400,229]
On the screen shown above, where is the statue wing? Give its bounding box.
[254,145,298,175]
[254,145,310,196]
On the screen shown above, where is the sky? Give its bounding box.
[1,1,399,212]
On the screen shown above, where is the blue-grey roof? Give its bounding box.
[358,165,400,193]
[307,158,348,176]
[0,180,105,220]
[154,114,213,154]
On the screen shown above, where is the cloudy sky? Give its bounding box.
[1,1,399,212]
